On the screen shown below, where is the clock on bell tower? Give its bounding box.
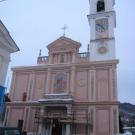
[88,0,116,61]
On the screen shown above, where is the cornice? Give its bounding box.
[90,37,115,43]
[6,101,40,106]
[6,101,120,107]
[73,101,120,106]
[11,59,119,72]
[87,11,115,19]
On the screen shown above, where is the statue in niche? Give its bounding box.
[54,73,67,93]
[97,0,105,12]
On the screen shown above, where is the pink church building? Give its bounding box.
[4,0,119,135]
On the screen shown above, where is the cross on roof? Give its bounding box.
[61,25,68,36]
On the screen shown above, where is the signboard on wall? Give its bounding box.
[0,85,5,118]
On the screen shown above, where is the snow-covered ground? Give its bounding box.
[120,131,132,135]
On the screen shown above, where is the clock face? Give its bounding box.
[95,18,108,33]
[98,46,107,54]
[97,42,108,55]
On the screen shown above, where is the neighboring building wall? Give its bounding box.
[0,48,10,86]
[0,20,19,87]
[0,20,19,125]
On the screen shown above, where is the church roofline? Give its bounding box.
[47,36,81,49]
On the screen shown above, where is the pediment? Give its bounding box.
[47,36,81,53]
[0,20,19,53]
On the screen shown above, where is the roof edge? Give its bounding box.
[0,20,20,53]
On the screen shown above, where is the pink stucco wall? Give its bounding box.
[75,71,88,101]
[32,72,47,100]
[12,73,29,101]
[5,37,119,135]
[96,70,109,101]
[8,108,24,127]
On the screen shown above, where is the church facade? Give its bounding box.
[5,0,119,135]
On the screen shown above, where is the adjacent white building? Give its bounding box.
[0,20,19,88]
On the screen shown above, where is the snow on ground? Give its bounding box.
[120,131,132,135]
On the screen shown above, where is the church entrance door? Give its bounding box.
[52,119,62,135]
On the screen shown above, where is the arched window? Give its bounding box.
[54,73,67,93]
[97,0,105,12]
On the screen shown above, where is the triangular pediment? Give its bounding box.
[0,20,19,53]
[47,36,81,53]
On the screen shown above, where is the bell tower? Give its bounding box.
[87,1,119,135]
[88,0,116,61]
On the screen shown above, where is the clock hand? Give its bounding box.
[97,24,105,30]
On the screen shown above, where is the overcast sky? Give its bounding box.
[0,0,135,104]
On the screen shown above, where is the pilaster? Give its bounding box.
[45,68,51,94]
[9,72,17,100]
[49,54,53,64]
[26,107,31,132]
[72,52,76,63]
[5,106,11,126]
[23,107,29,131]
[70,66,76,95]
[89,68,96,102]
[28,71,35,101]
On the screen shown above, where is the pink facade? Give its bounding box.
[4,36,119,135]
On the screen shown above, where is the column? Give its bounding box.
[45,68,51,94]
[66,124,71,135]
[70,66,76,95]
[66,105,72,135]
[38,106,44,135]
[66,105,72,117]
